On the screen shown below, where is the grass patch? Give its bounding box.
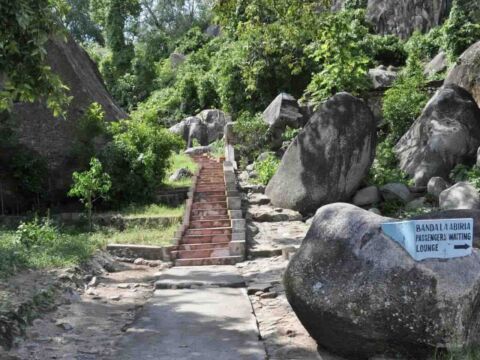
[0,227,102,279]
[164,152,198,188]
[119,204,184,218]
[91,222,179,246]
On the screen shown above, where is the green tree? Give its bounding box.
[0,0,71,115]
[65,0,105,44]
[68,157,111,229]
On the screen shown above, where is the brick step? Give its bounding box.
[175,256,243,267]
[185,227,232,236]
[191,201,227,210]
[181,234,231,244]
[191,208,228,217]
[189,219,231,229]
[195,189,226,194]
[193,197,227,204]
[172,247,230,260]
[191,214,231,221]
[177,242,230,251]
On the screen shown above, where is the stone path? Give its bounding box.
[172,154,243,266]
[109,266,266,360]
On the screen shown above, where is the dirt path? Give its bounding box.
[5,261,162,360]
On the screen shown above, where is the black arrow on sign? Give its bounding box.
[454,244,470,250]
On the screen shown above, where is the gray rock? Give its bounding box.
[368,207,382,215]
[266,93,376,214]
[352,186,381,206]
[247,193,270,206]
[427,177,450,198]
[256,152,276,163]
[445,41,480,107]
[366,0,450,39]
[368,66,398,89]
[424,51,448,78]
[246,164,255,172]
[405,197,429,210]
[205,24,221,37]
[380,183,413,203]
[439,182,480,210]
[285,203,480,359]
[247,205,303,222]
[169,52,186,67]
[184,146,211,156]
[169,110,231,147]
[477,147,480,167]
[395,85,480,186]
[169,168,193,182]
[263,93,305,150]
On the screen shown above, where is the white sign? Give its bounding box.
[382,218,474,261]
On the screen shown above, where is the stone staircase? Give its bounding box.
[171,154,245,266]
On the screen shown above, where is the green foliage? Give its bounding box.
[450,164,480,190]
[11,150,49,197]
[0,0,71,116]
[442,1,480,61]
[304,10,371,104]
[101,119,184,203]
[65,0,105,44]
[343,0,367,10]
[210,138,225,159]
[233,112,269,163]
[15,217,57,249]
[366,34,407,66]
[68,157,111,227]
[368,139,411,187]
[175,27,209,54]
[283,127,300,142]
[382,56,429,142]
[254,154,280,185]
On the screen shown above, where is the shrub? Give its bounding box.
[368,139,411,186]
[366,34,407,66]
[68,158,112,228]
[442,1,480,61]
[450,164,480,190]
[382,56,429,142]
[15,217,58,249]
[255,154,280,185]
[101,119,184,204]
[304,10,371,104]
[233,112,269,164]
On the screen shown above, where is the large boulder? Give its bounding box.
[368,66,398,89]
[366,0,450,39]
[169,110,231,147]
[285,203,480,359]
[265,93,376,214]
[424,51,448,78]
[439,182,480,210]
[262,93,305,150]
[445,41,480,108]
[395,85,480,186]
[1,35,126,212]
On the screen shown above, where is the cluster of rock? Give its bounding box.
[169,109,231,148]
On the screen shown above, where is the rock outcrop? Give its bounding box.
[366,0,450,39]
[285,203,480,359]
[262,93,305,150]
[1,35,126,211]
[169,110,231,147]
[445,41,480,107]
[395,85,480,186]
[265,93,376,214]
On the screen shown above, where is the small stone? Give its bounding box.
[427,177,449,198]
[55,321,74,331]
[380,183,413,203]
[117,284,130,289]
[248,283,272,295]
[260,291,278,299]
[369,208,381,215]
[87,276,98,287]
[134,258,145,265]
[255,291,264,297]
[353,186,381,206]
[109,295,121,301]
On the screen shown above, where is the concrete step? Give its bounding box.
[175,256,244,266]
[185,227,232,236]
[194,196,227,203]
[189,219,231,229]
[194,190,226,196]
[182,234,231,244]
